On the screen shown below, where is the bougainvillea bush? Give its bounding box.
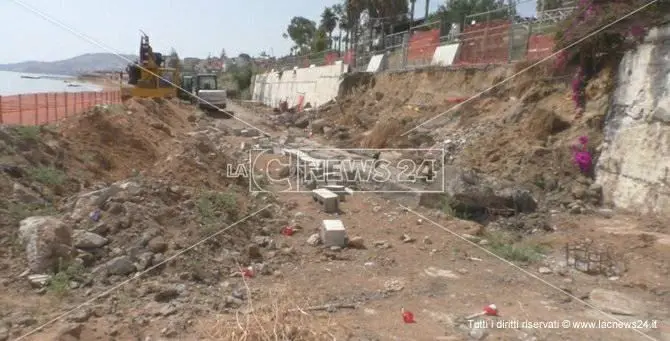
[554,0,669,57]
[572,136,593,174]
[552,0,669,108]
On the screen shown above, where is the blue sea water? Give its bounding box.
[0,70,102,96]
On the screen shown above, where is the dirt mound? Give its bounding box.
[0,98,297,340]
[305,64,615,213]
[56,99,193,181]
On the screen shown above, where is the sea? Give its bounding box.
[0,70,102,96]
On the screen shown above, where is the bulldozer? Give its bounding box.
[177,72,231,118]
[121,33,180,100]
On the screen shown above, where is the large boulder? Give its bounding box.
[419,166,537,215]
[19,216,74,273]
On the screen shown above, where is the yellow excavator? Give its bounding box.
[121,32,180,100]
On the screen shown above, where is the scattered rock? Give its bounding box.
[147,236,168,253]
[154,288,180,303]
[247,244,262,259]
[348,236,365,249]
[306,234,321,246]
[105,256,136,276]
[401,234,415,243]
[67,308,91,323]
[538,267,552,274]
[373,240,391,249]
[27,274,51,288]
[469,327,488,340]
[73,230,108,249]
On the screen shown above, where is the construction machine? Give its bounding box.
[121,33,180,99]
[178,73,230,118]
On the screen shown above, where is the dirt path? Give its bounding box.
[207,101,670,341]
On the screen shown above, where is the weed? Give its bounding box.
[440,194,472,220]
[485,230,545,263]
[28,166,66,185]
[197,191,238,224]
[48,260,85,297]
[14,126,41,141]
[6,201,56,221]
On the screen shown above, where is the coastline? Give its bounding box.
[77,75,122,91]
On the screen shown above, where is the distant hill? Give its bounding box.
[0,53,138,76]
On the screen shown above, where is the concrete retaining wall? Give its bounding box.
[595,24,670,216]
[251,63,349,108]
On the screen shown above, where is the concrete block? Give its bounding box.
[311,188,339,213]
[322,185,353,201]
[320,219,346,247]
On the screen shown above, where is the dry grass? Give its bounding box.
[195,267,345,341]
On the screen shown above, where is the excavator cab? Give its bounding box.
[121,33,180,100]
[177,75,193,101]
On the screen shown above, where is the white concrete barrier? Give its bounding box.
[366,54,386,72]
[251,63,349,108]
[431,43,460,66]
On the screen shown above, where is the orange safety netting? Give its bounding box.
[0,90,122,125]
[455,20,512,65]
[407,29,440,62]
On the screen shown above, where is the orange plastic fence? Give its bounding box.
[324,52,339,65]
[455,20,512,65]
[407,29,440,62]
[527,34,555,61]
[343,50,355,65]
[0,90,122,125]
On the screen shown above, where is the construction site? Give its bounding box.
[0,3,669,341]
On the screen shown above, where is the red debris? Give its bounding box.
[483,304,498,316]
[242,267,254,278]
[281,226,295,236]
[401,307,415,323]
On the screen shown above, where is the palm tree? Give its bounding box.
[320,7,338,49]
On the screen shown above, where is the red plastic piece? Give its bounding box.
[402,308,415,323]
[483,304,498,316]
[242,268,254,278]
[281,226,294,236]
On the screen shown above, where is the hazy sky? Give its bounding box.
[0,0,536,63]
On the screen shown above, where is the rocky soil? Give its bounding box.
[0,68,668,341]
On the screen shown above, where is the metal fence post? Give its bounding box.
[507,0,516,63]
[35,94,40,125]
[45,93,50,124]
[402,31,409,70]
[18,95,23,124]
[0,95,3,124]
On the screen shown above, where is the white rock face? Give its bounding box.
[596,24,670,216]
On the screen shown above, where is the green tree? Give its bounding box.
[320,7,338,48]
[167,48,181,69]
[536,0,565,13]
[284,16,317,54]
[226,59,253,91]
[312,28,329,53]
[367,0,409,20]
[437,0,508,34]
[332,3,349,50]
